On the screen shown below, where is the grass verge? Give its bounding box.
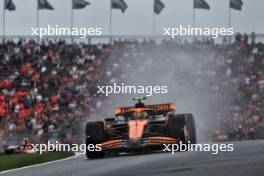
[0,152,74,172]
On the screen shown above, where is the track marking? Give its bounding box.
[0,153,81,174]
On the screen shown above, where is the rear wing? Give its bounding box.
[115,103,176,115]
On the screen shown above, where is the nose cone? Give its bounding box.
[128,120,148,139]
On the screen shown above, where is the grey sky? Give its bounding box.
[0,0,263,36]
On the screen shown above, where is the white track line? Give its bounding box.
[0,153,82,174]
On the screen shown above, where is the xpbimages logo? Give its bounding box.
[32,141,101,154]
[163,25,234,39]
[31,25,102,38]
[163,141,234,155]
[97,83,168,96]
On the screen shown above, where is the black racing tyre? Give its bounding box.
[167,114,185,141]
[4,148,16,155]
[184,113,197,144]
[167,113,196,144]
[85,122,105,159]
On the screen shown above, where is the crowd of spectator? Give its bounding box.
[0,33,263,145]
[0,39,116,144]
[212,33,264,140]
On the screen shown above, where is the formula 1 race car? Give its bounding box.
[4,138,37,154]
[85,97,196,159]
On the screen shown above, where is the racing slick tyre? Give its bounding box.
[183,113,197,144]
[4,148,16,154]
[85,122,105,159]
[167,114,186,142]
[167,114,196,144]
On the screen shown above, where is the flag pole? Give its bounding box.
[109,0,112,42]
[71,0,74,43]
[36,0,40,43]
[3,0,6,42]
[192,0,196,27]
[152,13,156,36]
[192,9,196,28]
[152,0,156,36]
[192,7,196,41]
[228,6,231,44]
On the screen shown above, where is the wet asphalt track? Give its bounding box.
[1,140,264,176]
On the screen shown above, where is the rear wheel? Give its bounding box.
[85,122,105,159]
[4,148,16,154]
[167,113,196,144]
[184,113,196,144]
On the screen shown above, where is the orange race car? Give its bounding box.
[85,97,196,159]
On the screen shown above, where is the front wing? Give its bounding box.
[100,136,177,151]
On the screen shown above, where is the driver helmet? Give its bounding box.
[132,112,148,119]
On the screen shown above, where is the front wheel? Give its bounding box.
[167,113,196,144]
[85,122,105,159]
